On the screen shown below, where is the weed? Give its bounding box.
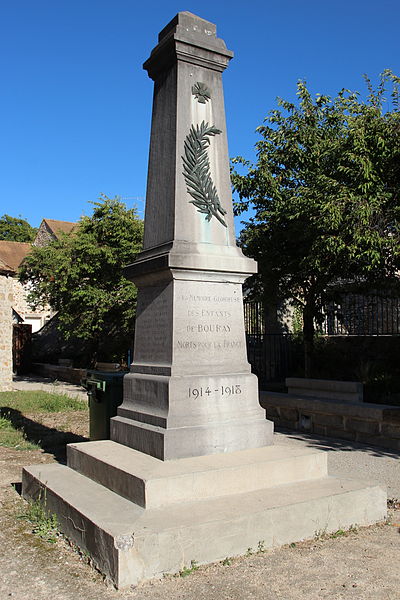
[289,542,296,548]
[257,540,266,553]
[315,524,359,541]
[17,492,58,543]
[330,529,345,538]
[314,528,327,540]
[387,498,400,510]
[179,560,199,577]
[221,557,232,566]
[246,547,253,557]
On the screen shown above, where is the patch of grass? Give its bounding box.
[17,493,59,543]
[179,560,199,577]
[0,415,40,450]
[0,391,86,413]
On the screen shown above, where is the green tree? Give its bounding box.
[0,214,37,242]
[232,71,400,376]
[19,195,144,364]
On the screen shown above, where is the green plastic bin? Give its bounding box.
[83,370,125,440]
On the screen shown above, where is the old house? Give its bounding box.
[0,240,52,333]
[0,219,76,389]
[34,218,76,247]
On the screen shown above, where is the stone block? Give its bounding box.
[285,377,363,402]
[381,423,400,439]
[111,413,273,460]
[266,406,280,418]
[345,419,379,435]
[260,391,400,421]
[67,441,328,508]
[280,407,299,422]
[313,424,328,436]
[313,413,344,428]
[276,419,298,430]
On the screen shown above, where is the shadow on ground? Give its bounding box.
[276,427,400,459]
[0,407,88,463]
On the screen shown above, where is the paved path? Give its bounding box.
[275,429,400,499]
[12,374,88,401]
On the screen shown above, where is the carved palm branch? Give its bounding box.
[182,120,227,227]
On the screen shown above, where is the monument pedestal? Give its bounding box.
[23,442,386,588]
[21,12,386,589]
[110,266,274,459]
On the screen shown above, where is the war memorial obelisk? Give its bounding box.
[22,13,386,589]
[109,11,273,459]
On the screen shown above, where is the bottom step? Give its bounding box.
[22,462,386,589]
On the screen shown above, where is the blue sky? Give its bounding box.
[1,0,399,234]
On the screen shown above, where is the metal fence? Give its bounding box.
[244,294,400,338]
[243,293,400,384]
[243,299,265,336]
[244,300,296,384]
[320,293,400,336]
[246,333,298,386]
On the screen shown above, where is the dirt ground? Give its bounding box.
[1,408,399,600]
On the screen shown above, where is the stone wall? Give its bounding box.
[32,362,87,385]
[34,220,56,247]
[260,391,400,452]
[12,278,53,330]
[0,275,13,391]
[12,278,35,316]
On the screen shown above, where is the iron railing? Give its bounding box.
[320,293,400,336]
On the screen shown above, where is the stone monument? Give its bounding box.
[22,12,386,589]
[109,11,273,460]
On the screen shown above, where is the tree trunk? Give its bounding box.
[303,300,315,378]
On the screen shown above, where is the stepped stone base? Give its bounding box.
[22,442,386,589]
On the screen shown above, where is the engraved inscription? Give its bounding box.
[177,340,244,350]
[179,294,240,303]
[175,289,245,357]
[188,384,242,399]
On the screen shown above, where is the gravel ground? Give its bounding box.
[1,377,399,599]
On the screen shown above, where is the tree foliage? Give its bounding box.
[19,195,144,362]
[0,214,37,242]
[232,70,400,374]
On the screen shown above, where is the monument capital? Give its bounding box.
[143,12,233,80]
